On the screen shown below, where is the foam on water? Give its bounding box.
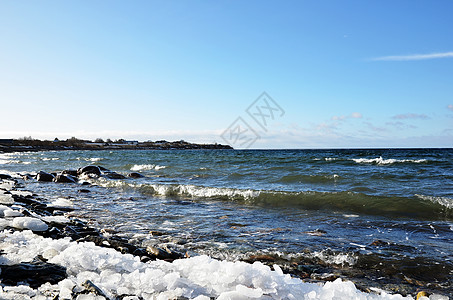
[130,164,166,171]
[415,194,453,209]
[0,230,417,299]
[351,157,428,165]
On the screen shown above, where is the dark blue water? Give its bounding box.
[1,149,452,293]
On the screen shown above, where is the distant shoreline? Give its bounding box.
[0,138,233,153]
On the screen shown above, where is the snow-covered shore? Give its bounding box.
[0,174,447,299]
[1,229,422,300]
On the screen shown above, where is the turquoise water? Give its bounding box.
[1,149,453,292]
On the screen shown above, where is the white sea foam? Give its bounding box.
[352,157,427,165]
[415,194,453,209]
[0,230,416,299]
[131,164,166,171]
[311,250,358,266]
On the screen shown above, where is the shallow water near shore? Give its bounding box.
[1,148,453,296]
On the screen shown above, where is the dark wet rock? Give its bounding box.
[53,174,77,183]
[62,169,78,177]
[77,165,101,176]
[245,254,277,263]
[0,257,67,288]
[0,174,12,180]
[104,172,126,179]
[81,181,91,186]
[127,172,145,178]
[22,174,35,180]
[369,239,390,247]
[78,189,91,193]
[82,280,108,298]
[36,171,55,182]
[97,166,110,172]
[146,245,184,261]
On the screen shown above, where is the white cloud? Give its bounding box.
[392,113,429,120]
[372,51,453,61]
[448,104,453,111]
[331,112,362,121]
[351,112,362,119]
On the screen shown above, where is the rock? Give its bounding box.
[0,174,12,180]
[62,169,78,177]
[104,172,126,179]
[245,254,277,263]
[36,171,55,182]
[416,291,429,300]
[97,166,110,172]
[82,280,108,298]
[77,165,101,176]
[0,257,67,288]
[81,181,91,186]
[127,172,144,178]
[53,174,77,183]
[22,174,35,180]
[146,245,184,261]
[369,239,390,247]
[78,189,91,193]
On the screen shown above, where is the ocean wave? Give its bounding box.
[351,157,427,165]
[276,174,340,184]
[98,180,453,221]
[415,194,453,209]
[130,164,166,171]
[76,157,103,162]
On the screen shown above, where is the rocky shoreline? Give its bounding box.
[0,138,233,153]
[0,166,450,299]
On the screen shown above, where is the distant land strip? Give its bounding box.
[0,137,233,153]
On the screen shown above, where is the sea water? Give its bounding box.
[1,148,452,297]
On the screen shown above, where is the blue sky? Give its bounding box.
[1,1,452,148]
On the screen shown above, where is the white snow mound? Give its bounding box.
[0,230,420,300]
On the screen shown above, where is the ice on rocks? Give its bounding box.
[0,194,14,204]
[49,198,73,208]
[0,230,429,300]
[42,215,70,224]
[12,217,48,231]
[10,190,33,197]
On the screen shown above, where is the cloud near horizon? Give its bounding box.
[331,112,363,121]
[392,113,429,120]
[372,51,453,61]
[448,104,453,111]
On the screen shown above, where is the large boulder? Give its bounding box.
[53,174,77,183]
[36,171,55,182]
[0,258,67,288]
[62,169,78,177]
[77,165,101,176]
[104,172,126,179]
[127,172,144,178]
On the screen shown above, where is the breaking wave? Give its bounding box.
[130,164,166,171]
[99,180,453,221]
[351,157,428,165]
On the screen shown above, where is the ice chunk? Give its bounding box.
[236,284,263,298]
[3,209,23,217]
[42,215,70,224]
[10,190,33,197]
[0,219,10,229]
[0,194,14,205]
[49,198,74,208]
[12,217,48,231]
